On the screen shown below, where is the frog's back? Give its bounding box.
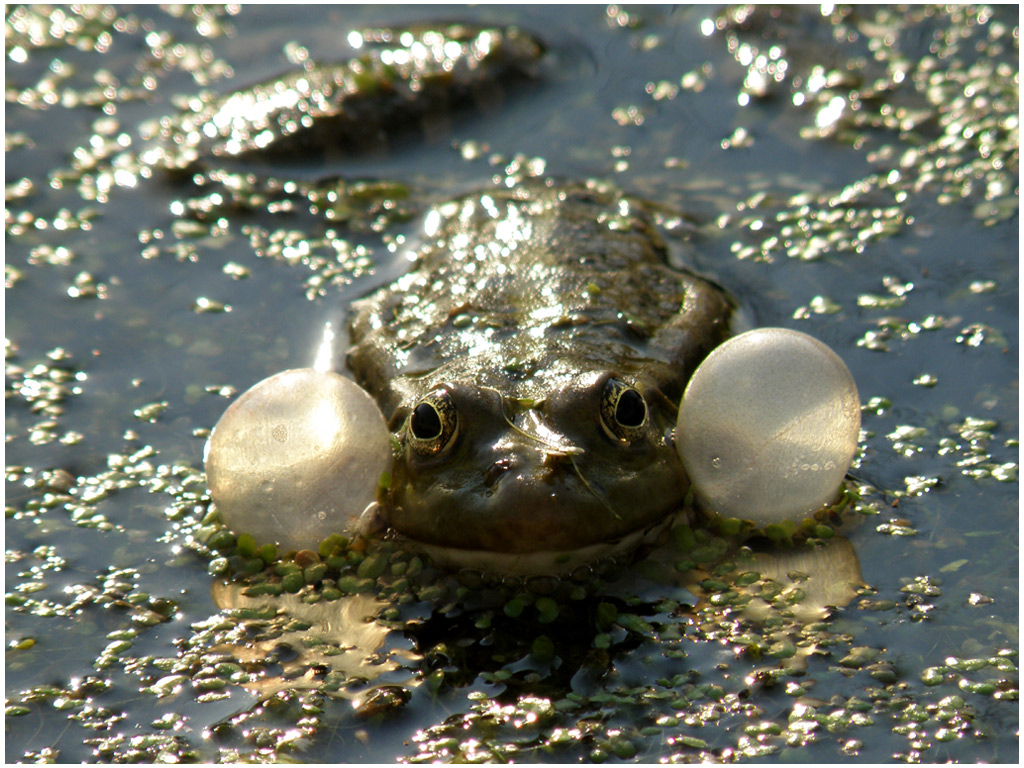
[350,182,731,413]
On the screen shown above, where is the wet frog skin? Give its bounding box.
[348,182,734,566]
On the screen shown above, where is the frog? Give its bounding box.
[169,22,734,574]
[347,182,734,575]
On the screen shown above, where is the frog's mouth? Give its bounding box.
[381,419,690,568]
[385,510,682,580]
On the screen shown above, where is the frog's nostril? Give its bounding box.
[484,457,514,487]
[540,449,573,467]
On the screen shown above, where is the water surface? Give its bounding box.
[5,5,1018,763]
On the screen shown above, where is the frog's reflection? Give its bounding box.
[643,533,864,676]
[736,537,863,624]
[208,533,863,712]
[209,581,420,708]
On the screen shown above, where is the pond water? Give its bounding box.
[5,5,1018,763]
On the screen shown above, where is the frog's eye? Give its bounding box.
[407,389,459,456]
[600,379,648,442]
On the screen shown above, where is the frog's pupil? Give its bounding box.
[616,389,646,427]
[411,402,443,440]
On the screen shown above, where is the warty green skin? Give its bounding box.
[348,182,734,561]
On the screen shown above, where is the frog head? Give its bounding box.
[378,364,690,574]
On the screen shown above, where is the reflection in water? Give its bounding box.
[737,536,863,624]
[647,532,865,678]
[209,580,419,708]
[733,537,863,677]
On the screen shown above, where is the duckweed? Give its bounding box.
[6,4,1017,765]
[531,635,556,661]
[356,553,388,580]
[535,597,560,623]
[281,571,305,594]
